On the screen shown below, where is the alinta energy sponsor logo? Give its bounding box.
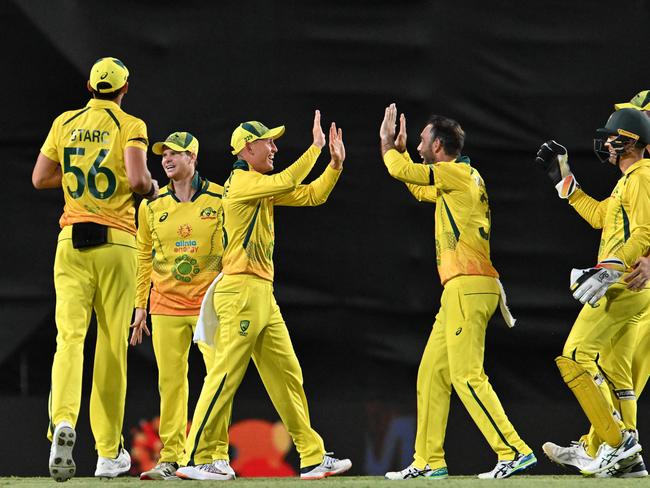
[200,207,217,220]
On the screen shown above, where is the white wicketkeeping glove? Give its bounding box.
[570,258,624,306]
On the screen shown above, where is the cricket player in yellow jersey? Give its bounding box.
[128,131,234,480]
[534,108,650,475]
[542,92,650,478]
[32,57,158,482]
[176,111,352,481]
[379,104,535,480]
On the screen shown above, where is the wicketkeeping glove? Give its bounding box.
[570,258,625,306]
[535,140,578,199]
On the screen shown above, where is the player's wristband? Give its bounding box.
[142,183,155,198]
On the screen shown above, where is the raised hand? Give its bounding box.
[535,140,577,199]
[328,122,345,170]
[395,113,407,153]
[380,103,398,142]
[312,109,326,149]
[129,307,150,346]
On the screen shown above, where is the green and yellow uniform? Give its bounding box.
[135,173,228,464]
[184,145,341,468]
[41,98,148,457]
[383,149,531,468]
[564,160,650,454]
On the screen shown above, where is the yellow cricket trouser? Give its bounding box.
[563,283,650,449]
[632,318,650,398]
[183,274,325,468]
[413,275,531,470]
[48,226,136,458]
[152,314,230,465]
[581,303,650,455]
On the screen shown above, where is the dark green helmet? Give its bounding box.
[597,108,650,145]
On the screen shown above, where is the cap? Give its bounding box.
[230,121,285,155]
[152,132,199,155]
[89,57,129,93]
[597,108,650,145]
[614,90,650,111]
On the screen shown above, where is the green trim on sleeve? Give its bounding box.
[622,206,630,241]
[242,202,261,249]
[440,196,461,241]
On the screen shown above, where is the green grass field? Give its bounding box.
[1,476,650,487]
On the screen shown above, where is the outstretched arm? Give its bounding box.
[275,122,344,206]
[380,103,433,185]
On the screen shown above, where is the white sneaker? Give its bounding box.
[595,453,648,478]
[300,453,352,480]
[385,464,430,480]
[542,440,592,471]
[49,421,76,482]
[140,461,179,480]
[95,448,131,478]
[385,464,448,480]
[176,460,236,480]
[478,452,537,479]
[581,430,642,475]
[213,459,236,478]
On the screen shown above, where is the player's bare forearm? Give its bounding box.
[381,137,396,156]
[32,153,63,189]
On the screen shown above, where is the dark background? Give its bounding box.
[2,0,648,477]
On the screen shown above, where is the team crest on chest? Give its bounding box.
[239,320,250,336]
[200,207,217,220]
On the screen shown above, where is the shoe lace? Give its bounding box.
[322,453,338,469]
[158,462,177,474]
[197,463,226,474]
[495,459,516,477]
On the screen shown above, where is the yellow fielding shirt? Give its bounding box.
[135,174,224,315]
[568,159,650,269]
[221,145,341,281]
[384,149,498,285]
[40,98,148,235]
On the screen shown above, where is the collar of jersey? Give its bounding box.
[87,98,121,111]
[624,158,650,176]
[455,155,471,164]
[166,171,207,202]
[233,159,249,171]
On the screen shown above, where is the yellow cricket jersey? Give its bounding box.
[40,98,148,235]
[135,173,224,315]
[568,159,650,269]
[383,149,498,285]
[221,145,341,281]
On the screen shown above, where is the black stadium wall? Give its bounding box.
[2,0,648,477]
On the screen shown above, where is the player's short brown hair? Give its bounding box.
[428,115,465,157]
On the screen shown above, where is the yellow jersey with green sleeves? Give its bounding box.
[40,98,148,235]
[221,145,341,281]
[135,174,224,315]
[384,149,498,285]
[568,159,650,269]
